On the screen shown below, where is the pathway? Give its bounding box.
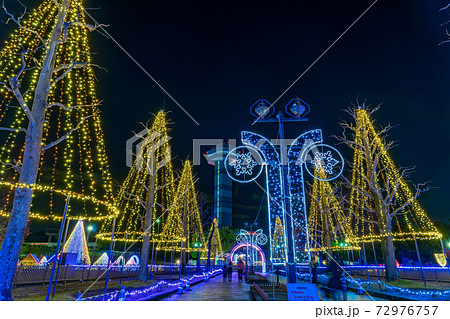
[163,273,252,301]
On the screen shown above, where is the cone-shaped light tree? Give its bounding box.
[337,105,440,281]
[0,0,116,300]
[98,111,174,281]
[272,217,286,263]
[156,160,207,269]
[62,220,90,265]
[307,165,357,255]
[203,218,223,269]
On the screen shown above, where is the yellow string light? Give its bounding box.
[156,160,208,253]
[0,0,117,221]
[97,111,174,242]
[201,218,223,259]
[308,165,359,251]
[347,107,441,243]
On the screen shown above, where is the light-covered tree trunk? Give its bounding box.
[379,218,398,281]
[139,161,157,281]
[0,0,70,300]
[206,222,214,271]
[370,178,399,281]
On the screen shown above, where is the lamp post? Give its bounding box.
[251,98,310,284]
[86,225,94,243]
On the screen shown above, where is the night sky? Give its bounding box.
[2,0,450,230]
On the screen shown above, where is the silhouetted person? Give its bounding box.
[227,260,233,282]
[222,259,228,283]
[311,256,319,284]
[327,258,343,300]
[237,258,245,282]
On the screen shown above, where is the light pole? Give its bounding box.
[252,98,309,284]
[86,225,94,245]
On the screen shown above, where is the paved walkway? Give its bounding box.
[162,272,385,301]
[163,273,252,301]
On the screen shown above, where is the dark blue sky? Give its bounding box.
[3,0,450,227]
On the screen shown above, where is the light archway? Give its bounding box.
[230,243,266,273]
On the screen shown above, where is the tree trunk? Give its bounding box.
[0,0,69,300]
[206,223,214,272]
[380,233,398,282]
[180,201,188,275]
[322,210,333,258]
[139,161,157,281]
[371,186,399,282]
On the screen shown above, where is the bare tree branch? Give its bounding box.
[42,114,93,151]
[1,0,48,51]
[0,159,21,174]
[46,100,102,111]
[0,127,26,133]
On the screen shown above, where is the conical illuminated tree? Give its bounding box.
[156,161,207,259]
[98,111,174,280]
[202,218,223,261]
[272,217,286,263]
[62,220,90,265]
[308,165,357,254]
[98,112,174,241]
[93,252,108,266]
[339,105,440,281]
[0,0,116,299]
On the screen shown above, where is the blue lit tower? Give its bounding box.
[207,144,233,228]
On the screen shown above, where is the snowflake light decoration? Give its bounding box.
[231,152,258,176]
[314,151,339,175]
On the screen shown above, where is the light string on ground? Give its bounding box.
[80,178,199,298]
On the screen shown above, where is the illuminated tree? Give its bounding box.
[307,165,356,255]
[272,217,285,262]
[98,111,174,281]
[93,252,108,266]
[0,0,116,300]
[204,218,223,270]
[337,105,440,281]
[62,220,90,265]
[156,160,207,269]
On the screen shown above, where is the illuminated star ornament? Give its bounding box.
[314,151,339,175]
[232,152,258,176]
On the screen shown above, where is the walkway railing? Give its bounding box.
[296,270,450,301]
[13,263,220,290]
[296,265,450,283]
[77,269,223,301]
[13,265,140,287]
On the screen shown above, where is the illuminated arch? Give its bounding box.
[113,256,125,266]
[125,255,140,267]
[241,131,283,264]
[287,129,322,261]
[230,243,266,273]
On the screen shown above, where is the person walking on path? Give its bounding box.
[310,255,319,284]
[227,260,233,282]
[237,258,245,282]
[327,257,343,300]
[222,259,228,283]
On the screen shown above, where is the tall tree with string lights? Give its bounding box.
[0,0,115,300]
[336,105,440,281]
[98,111,175,281]
[307,165,356,256]
[156,160,207,271]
